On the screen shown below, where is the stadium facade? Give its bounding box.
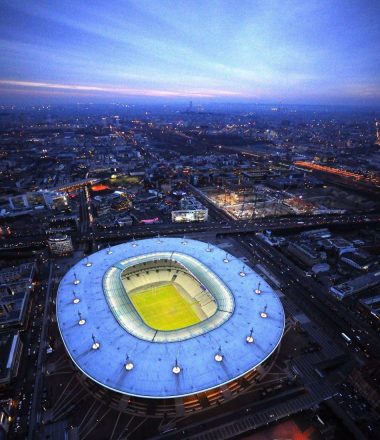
[56,238,285,417]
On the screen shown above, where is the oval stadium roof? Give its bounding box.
[56,237,285,399]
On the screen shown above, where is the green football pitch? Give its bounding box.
[129,283,201,331]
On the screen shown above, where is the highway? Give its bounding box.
[10,283,46,437]
[0,212,378,251]
[236,235,380,359]
[9,261,52,438]
[27,261,54,440]
[89,212,379,242]
[78,186,91,235]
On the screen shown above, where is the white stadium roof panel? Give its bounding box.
[56,237,285,399]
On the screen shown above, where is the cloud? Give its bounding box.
[0,79,242,98]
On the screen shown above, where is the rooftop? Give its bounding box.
[0,331,19,383]
[56,237,285,399]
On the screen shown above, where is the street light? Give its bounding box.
[246,328,254,343]
[125,355,134,371]
[78,311,86,325]
[260,305,268,319]
[214,347,223,362]
[172,358,181,374]
[91,334,100,350]
[73,291,80,304]
[73,273,80,285]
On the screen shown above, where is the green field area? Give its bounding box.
[130,283,201,331]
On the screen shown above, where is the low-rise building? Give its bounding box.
[357,294,380,331]
[340,250,374,271]
[349,362,380,409]
[47,234,73,256]
[171,196,208,223]
[0,332,23,387]
[0,283,30,329]
[300,228,332,240]
[116,214,133,227]
[287,242,321,267]
[171,209,208,223]
[325,237,356,255]
[0,263,36,286]
[256,232,284,247]
[330,270,380,299]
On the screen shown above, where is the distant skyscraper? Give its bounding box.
[376,120,380,146]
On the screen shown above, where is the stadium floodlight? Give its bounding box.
[91,334,100,350]
[73,291,80,304]
[172,358,181,374]
[239,266,246,277]
[125,355,134,371]
[255,282,262,294]
[78,311,86,325]
[214,347,223,362]
[260,304,268,319]
[223,252,229,263]
[73,272,80,285]
[107,244,113,255]
[246,328,254,343]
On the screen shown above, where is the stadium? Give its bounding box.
[56,237,285,417]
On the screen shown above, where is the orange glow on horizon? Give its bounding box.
[0,79,242,98]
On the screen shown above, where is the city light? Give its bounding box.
[78,311,85,325]
[125,355,134,371]
[172,359,181,374]
[1,7,379,433]
[214,347,223,362]
[246,328,254,343]
[260,305,268,319]
[91,334,100,350]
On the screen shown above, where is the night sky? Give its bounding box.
[0,0,379,104]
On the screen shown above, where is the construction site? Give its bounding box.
[199,180,379,220]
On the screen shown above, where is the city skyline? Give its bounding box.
[1,0,380,105]
[1,70,380,437]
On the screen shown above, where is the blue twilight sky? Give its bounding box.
[0,0,379,105]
